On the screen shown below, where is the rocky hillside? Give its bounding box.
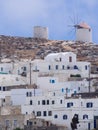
[0,35,98,73]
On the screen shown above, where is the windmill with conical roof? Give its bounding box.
[75,22,92,42]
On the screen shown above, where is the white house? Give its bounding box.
[27,52,91,94]
[0,74,27,90]
[21,91,98,130]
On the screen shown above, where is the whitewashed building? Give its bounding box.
[0,63,13,74]
[0,74,27,89]
[0,52,97,130]
[21,90,98,130]
[27,52,91,95]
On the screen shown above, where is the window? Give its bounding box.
[55,65,58,70]
[3,99,5,102]
[48,111,52,116]
[47,100,49,105]
[26,92,28,97]
[34,121,36,124]
[54,115,58,119]
[52,100,55,104]
[50,79,55,83]
[5,120,10,127]
[83,114,88,119]
[78,87,80,91]
[86,102,93,108]
[53,92,55,96]
[60,100,63,104]
[74,65,78,69]
[32,111,35,114]
[16,77,19,81]
[23,66,27,71]
[60,58,62,61]
[69,56,72,62]
[62,65,65,70]
[63,115,68,120]
[61,88,64,92]
[48,65,51,70]
[43,111,47,116]
[52,80,55,83]
[37,111,41,116]
[13,120,17,127]
[29,92,32,97]
[42,100,45,105]
[26,92,32,97]
[1,67,3,71]
[27,120,29,125]
[30,100,33,105]
[3,87,5,91]
[26,112,28,114]
[29,122,33,126]
[67,102,73,108]
[67,66,70,69]
[85,65,88,70]
[38,101,40,105]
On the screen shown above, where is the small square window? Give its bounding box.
[23,67,27,71]
[86,102,93,108]
[62,65,65,70]
[34,121,36,124]
[48,111,52,116]
[54,115,58,119]
[26,112,28,115]
[63,115,67,120]
[48,65,51,70]
[52,100,55,104]
[43,111,47,116]
[67,102,73,108]
[47,100,49,105]
[69,56,72,62]
[42,100,45,105]
[38,101,40,105]
[30,100,33,105]
[55,65,58,70]
[1,67,3,71]
[37,111,41,116]
[52,80,55,83]
[50,79,55,83]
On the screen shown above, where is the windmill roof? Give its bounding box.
[79,22,91,29]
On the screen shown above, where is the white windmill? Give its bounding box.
[75,22,92,42]
[68,15,92,42]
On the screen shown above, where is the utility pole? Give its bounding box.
[30,62,32,85]
[0,43,2,63]
[88,64,91,93]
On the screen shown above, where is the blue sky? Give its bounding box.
[0,0,98,43]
